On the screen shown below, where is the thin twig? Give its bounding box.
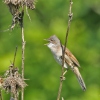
[0,29,10,33]
[12,46,18,67]
[57,0,73,100]
[26,6,32,21]
[21,7,25,100]
[62,97,64,100]
[21,27,25,100]
[21,25,25,100]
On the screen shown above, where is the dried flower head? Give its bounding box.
[4,0,36,10]
[1,66,27,99]
[25,0,36,9]
[4,0,36,29]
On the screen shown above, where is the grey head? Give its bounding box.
[45,35,62,55]
[46,35,60,46]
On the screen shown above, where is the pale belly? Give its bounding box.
[53,55,68,68]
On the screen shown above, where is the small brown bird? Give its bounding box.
[45,35,86,91]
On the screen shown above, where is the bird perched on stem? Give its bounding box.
[45,35,86,91]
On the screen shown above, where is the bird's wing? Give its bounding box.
[64,47,80,67]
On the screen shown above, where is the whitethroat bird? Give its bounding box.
[45,35,86,91]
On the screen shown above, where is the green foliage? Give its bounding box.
[0,0,100,100]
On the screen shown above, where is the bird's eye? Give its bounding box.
[50,39,53,41]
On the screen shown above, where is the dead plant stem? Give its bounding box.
[57,0,73,100]
[21,25,25,100]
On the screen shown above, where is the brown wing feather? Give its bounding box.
[65,47,80,67]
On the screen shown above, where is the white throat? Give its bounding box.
[47,43,62,56]
[47,43,55,48]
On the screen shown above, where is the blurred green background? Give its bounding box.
[0,0,100,100]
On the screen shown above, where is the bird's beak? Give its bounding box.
[44,43,48,45]
[44,39,50,45]
[44,39,50,41]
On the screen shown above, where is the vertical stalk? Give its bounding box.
[21,10,25,100]
[21,26,25,100]
[57,0,73,100]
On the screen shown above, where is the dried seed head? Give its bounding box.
[4,0,36,29]
[25,0,36,9]
[2,67,27,97]
[4,0,36,10]
[4,0,22,5]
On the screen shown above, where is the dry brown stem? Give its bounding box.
[21,25,25,100]
[57,0,73,100]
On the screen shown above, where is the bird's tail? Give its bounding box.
[72,67,86,91]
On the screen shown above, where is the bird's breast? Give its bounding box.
[53,54,68,69]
